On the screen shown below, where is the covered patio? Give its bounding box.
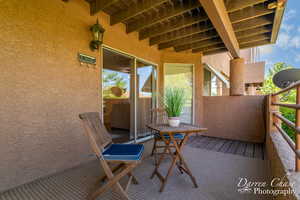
[1,0,298,199]
[0,140,270,200]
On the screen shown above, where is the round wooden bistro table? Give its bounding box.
[146,123,208,192]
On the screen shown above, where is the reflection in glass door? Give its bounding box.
[102,48,133,143]
[164,63,194,124]
[136,60,157,139]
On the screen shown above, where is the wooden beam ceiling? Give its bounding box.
[175,38,223,52]
[110,0,169,25]
[158,16,273,50]
[175,26,272,52]
[139,0,269,40]
[224,0,267,12]
[126,1,201,33]
[238,33,271,44]
[90,0,119,15]
[150,4,274,49]
[235,25,272,38]
[240,39,270,49]
[229,4,274,24]
[88,0,284,55]
[139,13,209,40]
[195,34,271,53]
[158,30,219,50]
[233,14,274,31]
[192,43,225,53]
[199,0,274,58]
[150,22,214,46]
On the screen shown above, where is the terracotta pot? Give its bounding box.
[168,117,180,127]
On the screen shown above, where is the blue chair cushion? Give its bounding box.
[102,144,144,161]
[155,133,184,140]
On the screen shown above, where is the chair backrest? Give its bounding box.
[79,112,112,157]
[151,108,168,124]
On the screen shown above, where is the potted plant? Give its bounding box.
[163,87,186,127]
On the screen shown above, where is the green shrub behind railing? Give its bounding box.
[280,106,296,141]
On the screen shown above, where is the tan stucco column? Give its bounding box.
[230,58,245,96]
[248,84,256,95]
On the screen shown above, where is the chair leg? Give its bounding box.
[98,163,124,184]
[89,164,136,200]
[151,137,157,156]
[128,172,139,185]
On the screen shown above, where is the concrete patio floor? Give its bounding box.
[0,140,271,200]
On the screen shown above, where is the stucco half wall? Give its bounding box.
[203,96,266,143]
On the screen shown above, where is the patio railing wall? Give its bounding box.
[270,81,300,172]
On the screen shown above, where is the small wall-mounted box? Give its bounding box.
[78,53,96,65]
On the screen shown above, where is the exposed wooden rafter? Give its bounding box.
[238,33,271,44]
[233,14,274,31]
[126,1,201,33]
[195,34,271,53]
[175,38,223,52]
[175,26,272,52]
[158,30,219,50]
[235,25,272,38]
[240,39,270,49]
[139,13,209,40]
[150,22,214,46]
[110,0,169,25]
[224,0,267,12]
[229,4,274,24]
[192,43,225,53]
[203,48,227,55]
[90,0,119,15]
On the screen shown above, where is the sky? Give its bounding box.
[259,0,300,72]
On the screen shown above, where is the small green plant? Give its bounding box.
[163,88,186,117]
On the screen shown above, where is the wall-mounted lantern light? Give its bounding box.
[90,19,105,51]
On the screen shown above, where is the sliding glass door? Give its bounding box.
[102,47,157,142]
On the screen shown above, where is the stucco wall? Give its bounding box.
[245,61,265,84]
[202,49,255,77]
[203,96,266,143]
[0,0,166,192]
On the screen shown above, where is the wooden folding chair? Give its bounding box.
[79,112,144,200]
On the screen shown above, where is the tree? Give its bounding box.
[260,62,296,141]
[103,71,127,88]
[261,62,292,95]
[103,70,128,98]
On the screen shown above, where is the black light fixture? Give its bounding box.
[90,19,105,51]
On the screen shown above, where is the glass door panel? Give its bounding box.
[164,63,194,124]
[102,48,134,143]
[136,60,157,138]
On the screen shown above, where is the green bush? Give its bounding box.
[280,106,296,141]
[163,88,186,117]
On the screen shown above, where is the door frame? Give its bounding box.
[163,63,195,124]
[101,45,158,143]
